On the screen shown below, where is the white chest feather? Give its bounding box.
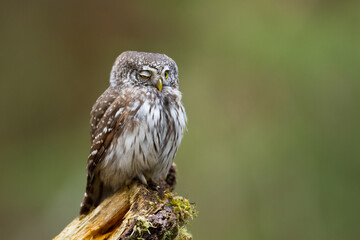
[99,97,186,190]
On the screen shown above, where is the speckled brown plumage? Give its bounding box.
[80,51,187,215]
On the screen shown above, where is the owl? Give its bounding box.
[79,51,187,215]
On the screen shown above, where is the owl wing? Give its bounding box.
[90,87,120,141]
[80,87,129,214]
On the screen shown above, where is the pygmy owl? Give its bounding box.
[80,51,187,215]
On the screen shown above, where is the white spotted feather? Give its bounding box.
[80,51,187,215]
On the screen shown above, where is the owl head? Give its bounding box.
[110,51,179,91]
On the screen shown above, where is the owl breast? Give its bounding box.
[98,89,186,191]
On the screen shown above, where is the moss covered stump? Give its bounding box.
[54,165,197,240]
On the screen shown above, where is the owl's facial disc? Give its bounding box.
[139,67,163,91]
[151,75,163,91]
[139,70,151,79]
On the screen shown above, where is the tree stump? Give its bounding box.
[54,165,196,240]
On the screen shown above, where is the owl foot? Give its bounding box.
[147,179,161,191]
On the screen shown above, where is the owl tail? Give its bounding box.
[79,193,93,215]
[79,174,103,215]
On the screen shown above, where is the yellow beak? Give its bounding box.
[156,78,163,91]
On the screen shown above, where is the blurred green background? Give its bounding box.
[1,1,360,239]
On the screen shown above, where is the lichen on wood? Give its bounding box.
[54,164,196,240]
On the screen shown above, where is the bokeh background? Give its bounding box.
[1,1,360,239]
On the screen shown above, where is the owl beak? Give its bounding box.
[156,78,163,91]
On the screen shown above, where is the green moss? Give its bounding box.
[130,215,156,240]
[166,193,198,224]
[160,193,197,239]
[174,227,193,240]
[129,193,197,240]
[162,228,177,240]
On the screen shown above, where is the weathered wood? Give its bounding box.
[54,165,196,240]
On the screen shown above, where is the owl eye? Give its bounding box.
[139,70,151,79]
[164,71,169,79]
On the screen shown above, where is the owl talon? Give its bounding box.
[138,174,148,185]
